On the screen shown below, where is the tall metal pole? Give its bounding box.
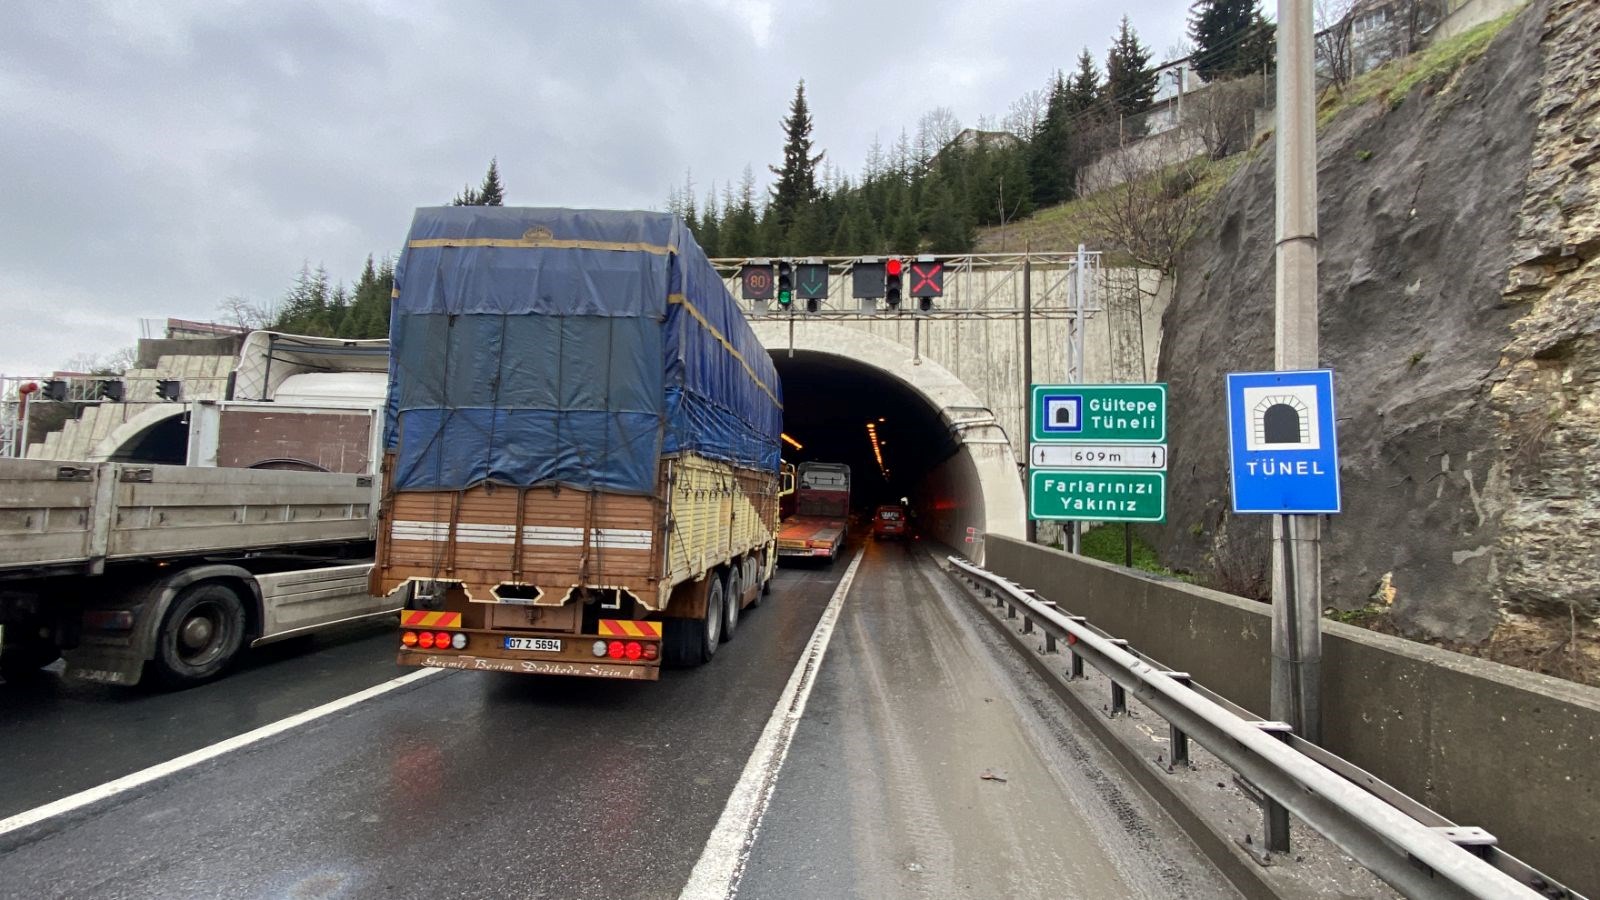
[1067,244,1090,555]
[1023,247,1037,543]
[1274,0,1322,744]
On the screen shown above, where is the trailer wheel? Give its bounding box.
[0,625,60,682]
[663,573,724,668]
[149,582,246,688]
[722,566,741,641]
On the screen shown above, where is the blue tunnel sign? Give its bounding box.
[1226,370,1341,514]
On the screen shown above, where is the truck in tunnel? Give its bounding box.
[777,461,851,563]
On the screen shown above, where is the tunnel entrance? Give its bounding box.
[106,412,188,464]
[756,321,1026,558]
[772,351,960,516]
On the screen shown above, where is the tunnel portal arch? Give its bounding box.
[90,404,190,464]
[752,321,1024,559]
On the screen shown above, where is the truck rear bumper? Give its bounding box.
[399,650,660,681]
[778,546,835,558]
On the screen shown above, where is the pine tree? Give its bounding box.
[1028,73,1074,208]
[1104,17,1159,123]
[721,166,760,257]
[1068,48,1102,114]
[452,159,505,206]
[478,158,505,205]
[787,203,828,256]
[922,177,974,252]
[1189,0,1274,82]
[698,184,722,257]
[768,80,825,236]
[889,197,921,255]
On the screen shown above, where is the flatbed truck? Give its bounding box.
[0,333,399,687]
[777,462,852,563]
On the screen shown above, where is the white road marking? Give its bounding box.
[0,666,442,839]
[679,547,866,900]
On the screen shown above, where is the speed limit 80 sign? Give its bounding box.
[740,263,774,300]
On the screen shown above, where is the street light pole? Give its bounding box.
[1274,0,1323,743]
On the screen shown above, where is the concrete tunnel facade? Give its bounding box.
[752,321,1026,560]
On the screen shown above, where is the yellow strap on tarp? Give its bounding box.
[667,293,783,410]
[406,237,676,255]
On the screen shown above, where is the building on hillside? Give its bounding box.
[947,128,1021,153]
[1317,0,1446,84]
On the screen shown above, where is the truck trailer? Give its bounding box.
[371,207,786,681]
[0,333,399,687]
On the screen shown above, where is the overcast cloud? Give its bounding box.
[0,0,1186,375]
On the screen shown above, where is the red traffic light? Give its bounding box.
[885,258,903,276]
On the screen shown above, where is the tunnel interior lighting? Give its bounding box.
[866,422,887,479]
[781,433,803,450]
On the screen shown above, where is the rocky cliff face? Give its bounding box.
[1490,0,1600,626]
[1155,0,1598,641]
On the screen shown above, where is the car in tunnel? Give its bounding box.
[872,504,907,540]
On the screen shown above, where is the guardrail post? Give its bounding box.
[1069,648,1085,679]
[1109,681,1127,717]
[1044,631,1057,653]
[1236,722,1295,857]
[1164,672,1193,771]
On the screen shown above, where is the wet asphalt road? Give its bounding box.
[0,540,1232,899]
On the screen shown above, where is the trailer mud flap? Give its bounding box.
[407,652,659,681]
[60,644,145,686]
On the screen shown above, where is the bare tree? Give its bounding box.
[217,295,277,331]
[1002,88,1048,140]
[1081,149,1211,276]
[1315,0,1356,89]
[1183,74,1264,159]
[915,106,963,167]
[62,345,137,376]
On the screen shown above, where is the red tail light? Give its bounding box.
[418,631,436,649]
[607,640,625,659]
[642,643,659,661]
[434,631,451,648]
[624,641,642,661]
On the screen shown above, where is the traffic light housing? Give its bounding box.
[911,256,943,313]
[98,379,125,402]
[885,258,903,309]
[157,379,181,401]
[42,379,68,402]
[776,260,794,310]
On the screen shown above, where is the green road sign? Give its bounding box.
[1028,470,1166,522]
[1031,384,1166,443]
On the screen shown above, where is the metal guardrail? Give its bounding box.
[947,555,1582,900]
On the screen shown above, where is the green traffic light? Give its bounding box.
[778,289,793,306]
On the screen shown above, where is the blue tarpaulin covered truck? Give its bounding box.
[371,207,786,679]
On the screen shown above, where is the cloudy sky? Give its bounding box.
[1,0,1187,376]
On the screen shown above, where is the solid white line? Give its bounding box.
[679,547,866,900]
[0,666,442,839]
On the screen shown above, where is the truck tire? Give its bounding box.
[722,567,741,641]
[664,574,724,668]
[0,627,60,682]
[148,582,247,688]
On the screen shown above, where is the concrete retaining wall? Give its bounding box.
[985,535,1600,896]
